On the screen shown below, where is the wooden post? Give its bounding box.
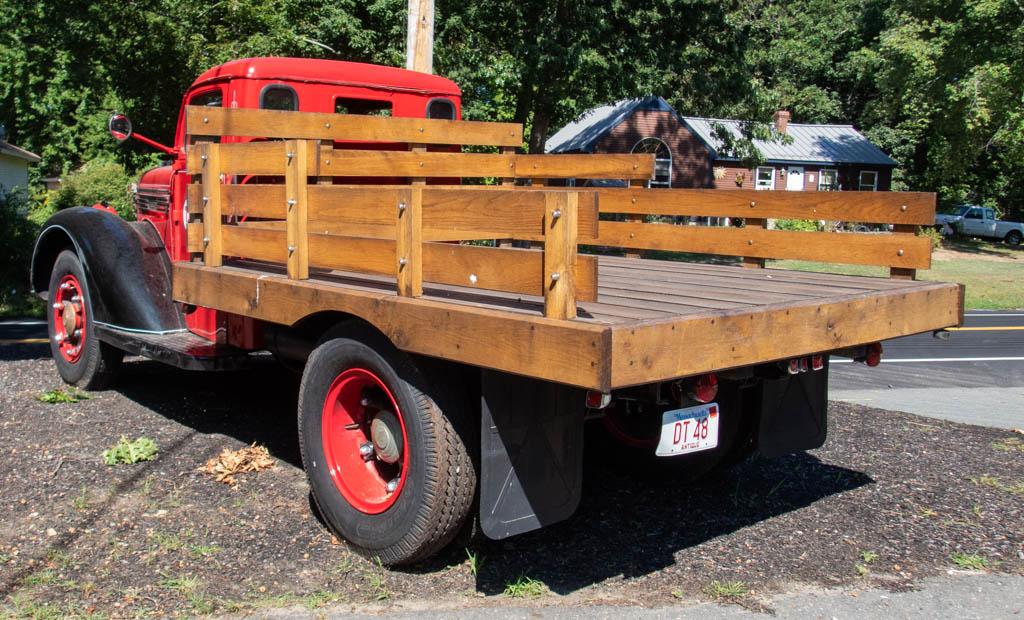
[285,139,309,280]
[889,224,917,280]
[498,146,516,247]
[199,142,222,267]
[543,191,578,319]
[406,0,434,73]
[317,140,332,186]
[396,187,423,296]
[624,179,645,259]
[742,200,767,268]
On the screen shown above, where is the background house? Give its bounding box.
[545,97,896,192]
[0,126,41,197]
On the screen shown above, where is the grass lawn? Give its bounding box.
[770,239,1024,310]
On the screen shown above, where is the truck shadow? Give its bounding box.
[112,357,873,594]
[462,452,873,595]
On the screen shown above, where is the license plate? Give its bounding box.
[656,403,719,457]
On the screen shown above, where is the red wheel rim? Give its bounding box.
[321,368,409,514]
[52,274,86,364]
[602,406,658,449]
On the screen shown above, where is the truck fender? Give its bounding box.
[31,207,185,333]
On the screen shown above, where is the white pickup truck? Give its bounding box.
[936,205,1024,245]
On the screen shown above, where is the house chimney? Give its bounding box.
[773,110,790,134]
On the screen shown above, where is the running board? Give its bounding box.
[95,325,255,371]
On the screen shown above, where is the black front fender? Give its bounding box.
[31,207,185,333]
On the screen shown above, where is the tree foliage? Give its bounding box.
[0,0,1021,214]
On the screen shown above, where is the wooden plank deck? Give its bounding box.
[173,255,963,391]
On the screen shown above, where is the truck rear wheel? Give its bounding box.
[1006,230,1022,246]
[46,250,123,390]
[297,329,475,566]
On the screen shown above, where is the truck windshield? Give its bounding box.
[953,206,972,216]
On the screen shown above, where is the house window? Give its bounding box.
[335,98,392,116]
[632,138,671,188]
[818,168,838,191]
[755,166,775,190]
[260,85,298,111]
[426,98,456,120]
[858,170,878,191]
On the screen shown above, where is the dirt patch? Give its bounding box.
[933,240,1023,263]
[1,347,1022,617]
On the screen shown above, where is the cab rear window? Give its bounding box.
[335,98,392,116]
[261,85,298,111]
[427,98,455,120]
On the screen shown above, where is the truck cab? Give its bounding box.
[132,58,464,339]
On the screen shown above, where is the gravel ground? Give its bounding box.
[1,343,1022,618]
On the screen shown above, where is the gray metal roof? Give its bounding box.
[681,117,896,166]
[545,96,673,153]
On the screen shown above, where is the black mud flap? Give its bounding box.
[479,370,585,540]
[756,361,829,458]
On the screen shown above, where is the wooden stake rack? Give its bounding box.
[184,106,940,326]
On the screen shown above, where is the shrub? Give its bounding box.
[773,218,819,232]
[0,189,39,311]
[918,225,943,249]
[51,160,135,220]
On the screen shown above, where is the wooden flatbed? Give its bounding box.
[173,106,963,392]
[174,255,961,391]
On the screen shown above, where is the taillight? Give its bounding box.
[688,374,718,404]
[811,354,825,371]
[865,342,883,367]
[585,390,612,409]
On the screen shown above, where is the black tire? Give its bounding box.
[46,250,124,390]
[297,325,476,566]
[1005,230,1023,246]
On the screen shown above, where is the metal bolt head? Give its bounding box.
[52,302,62,310]
[551,209,562,219]
[325,122,331,128]
[398,257,408,267]
[54,333,63,343]
[748,239,754,245]
[386,478,400,493]
[288,245,296,254]
[398,202,407,213]
[287,199,297,207]
[200,154,208,162]
[750,201,756,208]
[900,205,907,212]
[897,249,905,256]
[359,442,375,459]
[203,117,209,124]
[203,236,210,246]
[550,272,561,282]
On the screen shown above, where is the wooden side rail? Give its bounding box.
[595,187,936,277]
[185,143,655,181]
[188,140,597,318]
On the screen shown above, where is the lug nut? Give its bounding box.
[386,478,400,493]
[359,442,375,459]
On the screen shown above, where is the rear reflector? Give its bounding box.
[585,390,612,409]
[689,374,718,404]
[811,354,825,371]
[865,342,883,367]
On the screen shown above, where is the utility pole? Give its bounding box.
[406,0,434,74]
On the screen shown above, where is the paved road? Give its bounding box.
[830,310,1024,429]
[254,573,1024,619]
[3,310,1023,429]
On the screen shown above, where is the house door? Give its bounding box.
[786,166,805,191]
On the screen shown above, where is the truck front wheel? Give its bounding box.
[297,331,475,566]
[46,250,124,389]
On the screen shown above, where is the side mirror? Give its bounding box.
[108,114,133,142]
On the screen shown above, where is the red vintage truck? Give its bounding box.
[31,57,963,565]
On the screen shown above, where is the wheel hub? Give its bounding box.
[52,275,85,363]
[320,368,409,514]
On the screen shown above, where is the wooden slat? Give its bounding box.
[186,141,318,175]
[200,184,599,242]
[212,226,598,300]
[543,192,578,319]
[742,217,767,269]
[518,154,654,180]
[200,143,222,267]
[597,188,936,225]
[396,187,423,296]
[597,222,932,269]
[610,282,963,387]
[321,149,513,178]
[173,262,611,390]
[186,106,523,147]
[285,139,309,280]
